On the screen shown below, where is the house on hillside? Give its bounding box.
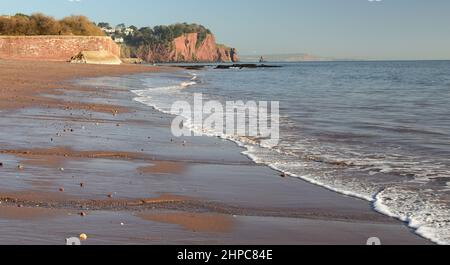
[123,27,135,36]
[101,27,115,35]
[113,37,124,43]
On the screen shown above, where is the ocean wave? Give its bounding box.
[130,73,449,245]
[375,187,450,245]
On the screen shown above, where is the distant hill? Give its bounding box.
[239,53,333,62]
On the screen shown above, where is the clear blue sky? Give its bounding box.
[2,0,450,59]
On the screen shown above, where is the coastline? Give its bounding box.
[0,60,431,245]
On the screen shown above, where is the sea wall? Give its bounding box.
[0,36,120,61]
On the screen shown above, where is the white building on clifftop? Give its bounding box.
[101,27,115,34]
[113,37,124,43]
[123,27,135,36]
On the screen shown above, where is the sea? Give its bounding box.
[110,61,450,244]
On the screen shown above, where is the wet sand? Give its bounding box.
[138,211,235,233]
[0,59,431,245]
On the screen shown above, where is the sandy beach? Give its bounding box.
[0,59,431,245]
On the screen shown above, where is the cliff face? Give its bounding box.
[138,33,238,63]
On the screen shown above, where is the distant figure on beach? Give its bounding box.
[259,56,267,63]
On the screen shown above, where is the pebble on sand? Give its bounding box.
[79,234,88,241]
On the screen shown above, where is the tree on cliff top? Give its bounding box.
[97,22,111,29]
[0,13,104,36]
[60,15,104,36]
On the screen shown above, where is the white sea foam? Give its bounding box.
[267,150,450,244]
[374,188,450,245]
[181,81,197,88]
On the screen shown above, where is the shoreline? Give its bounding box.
[0,60,431,245]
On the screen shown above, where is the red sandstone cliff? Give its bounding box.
[138,33,238,63]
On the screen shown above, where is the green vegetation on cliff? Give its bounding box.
[122,23,211,56]
[0,13,104,36]
[124,23,210,46]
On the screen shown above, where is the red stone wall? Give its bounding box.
[0,36,120,61]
